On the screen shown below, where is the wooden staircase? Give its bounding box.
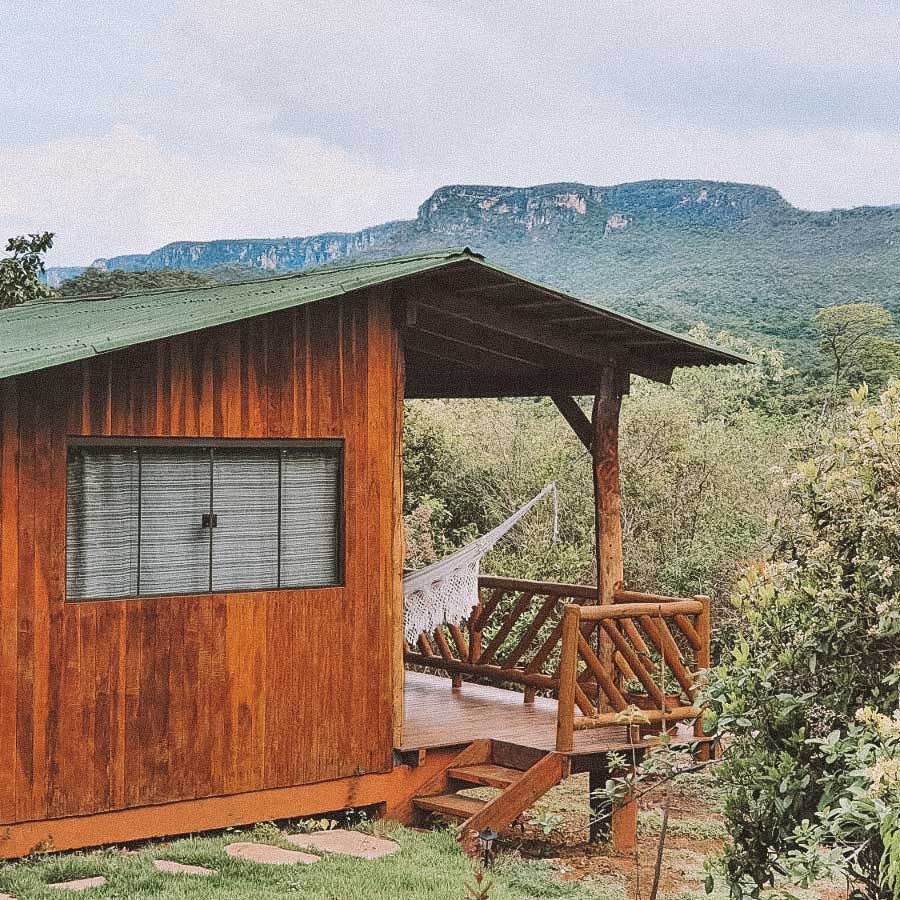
[411,740,568,851]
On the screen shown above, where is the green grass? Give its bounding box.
[0,823,618,899]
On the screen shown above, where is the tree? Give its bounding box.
[58,267,214,297]
[705,381,900,898]
[813,303,894,392]
[402,330,796,610]
[0,232,55,308]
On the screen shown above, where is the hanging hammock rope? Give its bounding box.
[402,481,558,642]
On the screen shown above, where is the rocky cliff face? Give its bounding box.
[88,221,411,274]
[416,184,600,234]
[417,180,788,235]
[79,179,793,275]
[44,179,900,357]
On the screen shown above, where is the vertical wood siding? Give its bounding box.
[0,290,403,825]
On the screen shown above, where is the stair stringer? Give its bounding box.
[458,751,568,852]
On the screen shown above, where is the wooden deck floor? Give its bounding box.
[401,670,630,755]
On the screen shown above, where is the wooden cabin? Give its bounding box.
[0,248,745,857]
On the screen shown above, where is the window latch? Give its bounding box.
[201,513,218,529]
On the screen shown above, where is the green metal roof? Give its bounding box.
[0,248,749,382]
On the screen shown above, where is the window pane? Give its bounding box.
[66,448,139,600]
[139,450,211,595]
[211,449,279,592]
[280,450,341,587]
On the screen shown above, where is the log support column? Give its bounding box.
[588,764,610,843]
[612,790,638,853]
[592,365,627,708]
[588,757,639,851]
[556,368,637,852]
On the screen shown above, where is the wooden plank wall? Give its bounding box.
[0,289,403,826]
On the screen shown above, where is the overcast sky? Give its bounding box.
[4,0,900,265]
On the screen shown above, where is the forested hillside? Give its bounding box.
[48,180,900,358]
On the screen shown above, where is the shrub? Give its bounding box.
[705,382,900,898]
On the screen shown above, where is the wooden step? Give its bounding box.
[412,793,487,820]
[448,764,522,789]
[461,752,567,842]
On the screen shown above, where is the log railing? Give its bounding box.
[404,576,595,702]
[555,590,710,752]
[405,576,711,752]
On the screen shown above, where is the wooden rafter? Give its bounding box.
[405,371,619,400]
[409,307,554,369]
[411,289,674,384]
[405,330,537,376]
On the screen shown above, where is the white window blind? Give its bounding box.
[280,450,342,588]
[66,448,139,601]
[139,450,212,596]
[212,449,279,592]
[65,441,341,600]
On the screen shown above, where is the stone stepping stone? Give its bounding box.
[0,892,16,899]
[224,842,318,865]
[154,859,217,877]
[47,876,107,891]
[286,829,400,859]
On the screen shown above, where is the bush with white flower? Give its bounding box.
[704,382,900,898]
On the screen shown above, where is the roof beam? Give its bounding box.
[404,342,482,373]
[504,300,563,310]
[404,328,541,376]
[406,378,609,399]
[453,280,520,295]
[413,289,673,384]
[551,395,593,451]
[544,314,605,324]
[404,361,618,399]
[409,304,596,372]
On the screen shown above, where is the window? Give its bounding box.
[66,439,342,601]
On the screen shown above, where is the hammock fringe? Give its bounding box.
[402,482,557,643]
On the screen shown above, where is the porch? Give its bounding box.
[392,251,734,848]
[400,576,712,847]
[402,671,631,756]
[403,576,711,757]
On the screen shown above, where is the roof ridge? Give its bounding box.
[0,247,749,382]
[47,247,478,304]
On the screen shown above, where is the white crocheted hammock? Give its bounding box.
[403,482,558,643]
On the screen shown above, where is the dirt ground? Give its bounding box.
[468,768,849,900]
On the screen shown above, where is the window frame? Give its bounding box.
[65,436,345,602]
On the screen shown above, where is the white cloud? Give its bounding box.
[3,0,900,264]
[1,127,433,265]
[7,115,900,267]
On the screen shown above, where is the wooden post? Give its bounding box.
[467,600,483,663]
[555,605,580,753]
[611,788,638,853]
[589,757,638,851]
[391,299,407,749]
[592,366,626,708]
[589,762,610,843]
[694,594,712,760]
